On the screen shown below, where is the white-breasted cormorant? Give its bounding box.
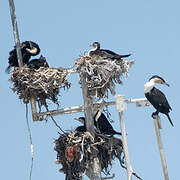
[88,42,131,60]
[27,55,49,69]
[144,75,173,126]
[75,112,122,136]
[6,41,40,72]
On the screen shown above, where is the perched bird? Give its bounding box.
[6,41,40,72]
[94,112,122,136]
[75,113,122,136]
[27,55,49,69]
[144,75,173,126]
[88,42,131,60]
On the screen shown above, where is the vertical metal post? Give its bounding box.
[8,0,37,121]
[8,0,23,67]
[153,115,169,180]
[115,95,132,180]
[80,72,101,180]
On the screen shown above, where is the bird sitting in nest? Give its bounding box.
[27,55,49,69]
[75,111,122,136]
[88,42,131,61]
[6,41,40,73]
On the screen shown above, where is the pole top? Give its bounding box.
[115,94,126,112]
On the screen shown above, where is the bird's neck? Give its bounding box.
[88,46,98,56]
[144,80,155,93]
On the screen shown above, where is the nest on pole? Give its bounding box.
[10,66,71,108]
[54,131,124,180]
[75,55,134,99]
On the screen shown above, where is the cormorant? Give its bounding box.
[88,42,131,60]
[75,125,86,133]
[94,112,122,136]
[75,113,122,136]
[74,117,87,133]
[144,75,173,127]
[27,55,49,69]
[6,41,40,72]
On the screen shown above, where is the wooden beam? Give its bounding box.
[79,72,101,180]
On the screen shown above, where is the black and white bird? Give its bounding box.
[75,112,122,136]
[88,42,131,60]
[144,75,173,126]
[27,55,49,69]
[6,41,40,73]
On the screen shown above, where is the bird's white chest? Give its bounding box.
[144,81,154,93]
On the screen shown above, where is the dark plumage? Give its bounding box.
[88,42,131,60]
[75,113,122,136]
[6,41,40,72]
[75,125,86,133]
[27,55,49,69]
[94,112,122,136]
[144,75,173,126]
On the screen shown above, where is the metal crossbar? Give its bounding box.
[36,98,150,118]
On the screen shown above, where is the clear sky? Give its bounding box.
[1,0,180,180]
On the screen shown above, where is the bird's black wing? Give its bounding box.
[146,87,172,111]
[102,49,131,59]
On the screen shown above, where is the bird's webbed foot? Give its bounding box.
[152,111,159,119]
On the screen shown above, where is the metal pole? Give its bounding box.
[36,98,150,119]
[153,115,169,180]
[8,0,37,121]
[115,95,132,180]
[8,0,23,67]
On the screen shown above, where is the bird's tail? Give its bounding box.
[119,54,131,58]
[166,113,174,127]
[115,131,122,136]
[5,65,11,73]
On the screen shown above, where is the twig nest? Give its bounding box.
[10,66,71,106]
[75,55,134,98]
[54,131,124,179]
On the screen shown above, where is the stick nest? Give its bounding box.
[54,131,124,180]
[10,66,71,106]
[75,56,134,98]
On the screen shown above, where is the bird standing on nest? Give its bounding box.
[6,41,40,73]
[75,112,122,136]
[88,42,131,61]
[144,75,173,126]
[94,111,122,136]
[27,55,49,69]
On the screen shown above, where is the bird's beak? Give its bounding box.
[164,82,170,87]
[89,44,93,47]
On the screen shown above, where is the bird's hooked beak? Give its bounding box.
[164,82,170,87]
[26,47,38,55]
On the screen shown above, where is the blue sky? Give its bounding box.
[1,0,180,180]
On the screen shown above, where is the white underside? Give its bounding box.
[144,81,155,93]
